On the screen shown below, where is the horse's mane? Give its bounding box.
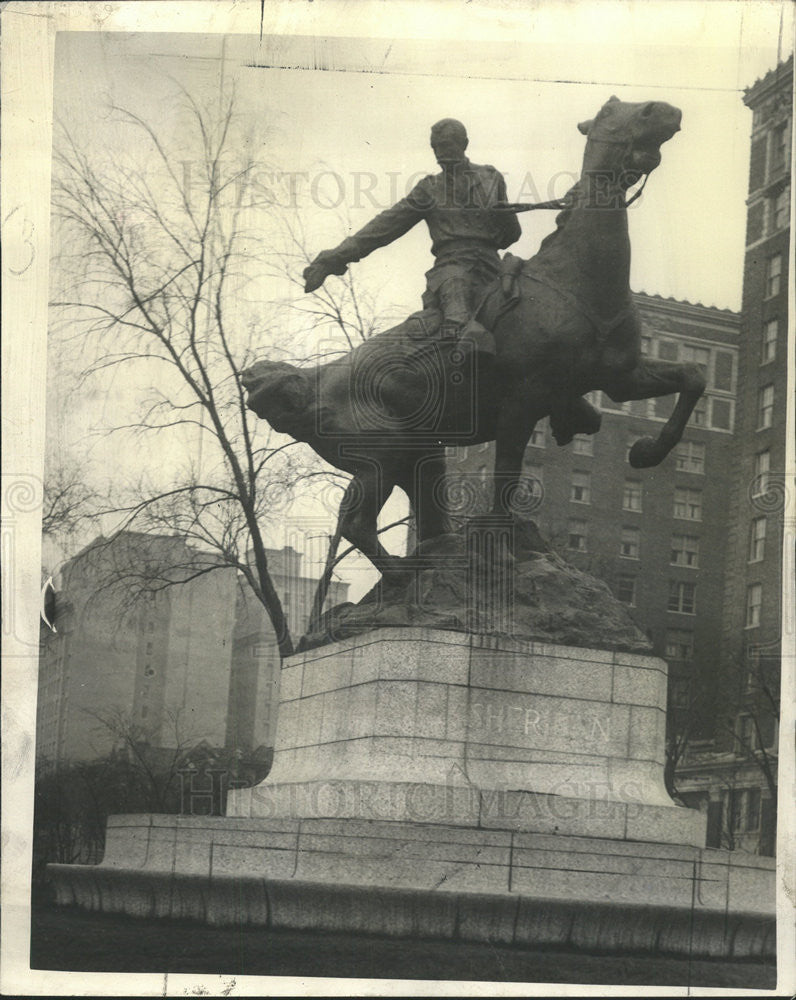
[536,180,583,254]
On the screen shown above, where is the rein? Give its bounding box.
[498,171,649,213]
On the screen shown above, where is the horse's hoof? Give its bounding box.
[629,437,663,468]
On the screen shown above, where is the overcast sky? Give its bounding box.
[53,4,792,310]
[47,2,793,595]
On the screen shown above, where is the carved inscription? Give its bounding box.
[470,700,611,743]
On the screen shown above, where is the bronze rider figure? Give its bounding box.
[303,118,521,352]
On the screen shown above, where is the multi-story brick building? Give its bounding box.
[447,291,740,739]
[675,56,791,855]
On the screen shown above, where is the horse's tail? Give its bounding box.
[239,360,313,435]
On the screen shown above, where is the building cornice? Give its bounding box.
[633,291,741,338]
[743,56,794,109]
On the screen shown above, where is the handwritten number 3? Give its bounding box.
[3,205,35,275]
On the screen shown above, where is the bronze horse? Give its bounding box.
[242,98,703,578]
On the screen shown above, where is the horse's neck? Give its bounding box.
[533,173,631,317]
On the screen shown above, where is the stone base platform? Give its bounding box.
[227,629,705,847]
[50,814,775,959]
[48,630,775,960]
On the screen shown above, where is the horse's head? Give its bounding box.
[240,360,314,434]
[578,97,682,187]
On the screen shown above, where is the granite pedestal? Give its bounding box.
[49,628,776,960]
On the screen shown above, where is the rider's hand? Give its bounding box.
[303,251,348,293]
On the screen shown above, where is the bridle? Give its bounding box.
[505,132,654,213]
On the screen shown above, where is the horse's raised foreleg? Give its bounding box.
[603,360,705,468]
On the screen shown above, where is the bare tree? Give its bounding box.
[41,457,96,541]
[83,706,204,813]
[263,207,404,358]
[717,645,779,802]
[50,87,374,658]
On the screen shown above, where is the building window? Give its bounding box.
[753,450,770,497]
[712,350,735,391]
[771,188,790,231]
[529,426,546,448]
[447,445,470,463]
[747,201,765,243]
[762,318,778,364]
[620,527,640,559]
[568,520,588,552]
[727,787,762,833]
[665,628,694,662]
[670,677,691,709]
[524,465,544,499]
[654,396,673,420]
[570,471,591,504]
[658,340,678,361]
[145,641,153,654]
[667,580,696,615]
[616,576,636,606]
[757,384,774,429]
[623,480,643,512]
[765,254,781,297]
[745,583,762,628]
[673,487,702,521]
[681,344,710,378]
[671,534,699,568]
[749,517,767,563]
[675,441,705,474]
[668,580,696,614]
[689,397,707,427]
[641,335,652,356]
[573,435,594,456]
[735,714,759,754]
[710,398,733,431]
[147,621,155,633]
[770,122,788,173]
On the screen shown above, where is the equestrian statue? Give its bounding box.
[241,97,703,582]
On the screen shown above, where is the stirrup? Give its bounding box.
[459,319,496,356]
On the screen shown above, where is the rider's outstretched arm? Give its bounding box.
[304,180,432,292]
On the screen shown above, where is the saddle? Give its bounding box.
[400,254,525,357]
